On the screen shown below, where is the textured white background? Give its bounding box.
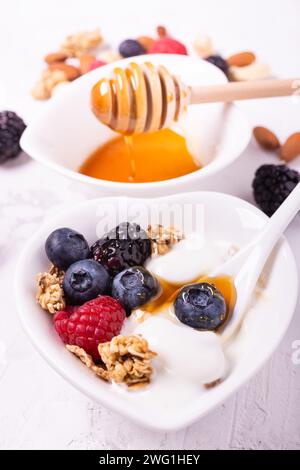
[0,0,300,450]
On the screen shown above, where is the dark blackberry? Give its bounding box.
[0,111,26,163]
[91,222,151,276]
[252,164,300,216]
[205,55,229,77]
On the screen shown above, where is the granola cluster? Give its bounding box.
[67,335,156,388]
[66,345,109,382]
[36,265,65,314]
[147,224,184,255]
[60,29,102,57]
[99,335,156,387]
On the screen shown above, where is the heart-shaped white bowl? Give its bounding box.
[20,55,251,198]
[15,192,298,431]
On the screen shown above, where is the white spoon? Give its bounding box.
[211,182,300,343]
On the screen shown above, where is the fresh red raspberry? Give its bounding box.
[88,60,107,71]
[149,37,188,55]
[53,296,125,360]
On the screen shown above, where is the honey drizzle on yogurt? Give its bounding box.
[135,275,236,332]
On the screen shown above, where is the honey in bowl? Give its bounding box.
[79,129,200,183]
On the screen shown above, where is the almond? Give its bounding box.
[48,62,80,81]
[227,51,256,67]
[280,132,300,162]
[253,126,281,151]
[79,54,96,74]
[137,36,155,51]
[44,52,68,64]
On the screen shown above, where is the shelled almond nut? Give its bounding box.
[48,62,80,81]
[253,126,281,151]
[280,132,300,162]
[227,51,256,67]
[44,52,68,64]
[137,36,155,51]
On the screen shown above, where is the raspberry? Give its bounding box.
[149,37,188,55]
[54,296,125,360]
[88,60,107,71]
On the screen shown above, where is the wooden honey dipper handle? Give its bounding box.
[190,78,299,104]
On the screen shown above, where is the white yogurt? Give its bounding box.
[119,235,234,397]
[116,234,269,417]
[146,238,229,284]
[135,316,225,385]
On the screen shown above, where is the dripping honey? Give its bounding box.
[79,129,200,183]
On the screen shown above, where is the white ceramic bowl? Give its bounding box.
[15,192,298,431]
[20,55,251,197]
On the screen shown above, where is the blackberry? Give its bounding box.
[91,222,151,277]
[252,164,300,216]
[0,111,26,163]
[205,55,229,77]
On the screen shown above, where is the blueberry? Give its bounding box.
[63,259,110,305]
[112,266,160,313]
[45,227,90,270]
[119,39,146,58]
[174,282,226,330]
[205,55,229,77]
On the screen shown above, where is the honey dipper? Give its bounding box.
[91,61,298,135]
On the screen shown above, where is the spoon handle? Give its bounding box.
[222,182,300,343]
[254,181,300,262]
[190,78,298,104]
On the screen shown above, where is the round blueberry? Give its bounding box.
[112,266,160,313]
[119,39,146,58]
[174,282,226,330]
[205,55,229,77]
[45,227,90,270]
[63,259,110,305]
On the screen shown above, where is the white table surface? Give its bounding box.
[0,0,300,450]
